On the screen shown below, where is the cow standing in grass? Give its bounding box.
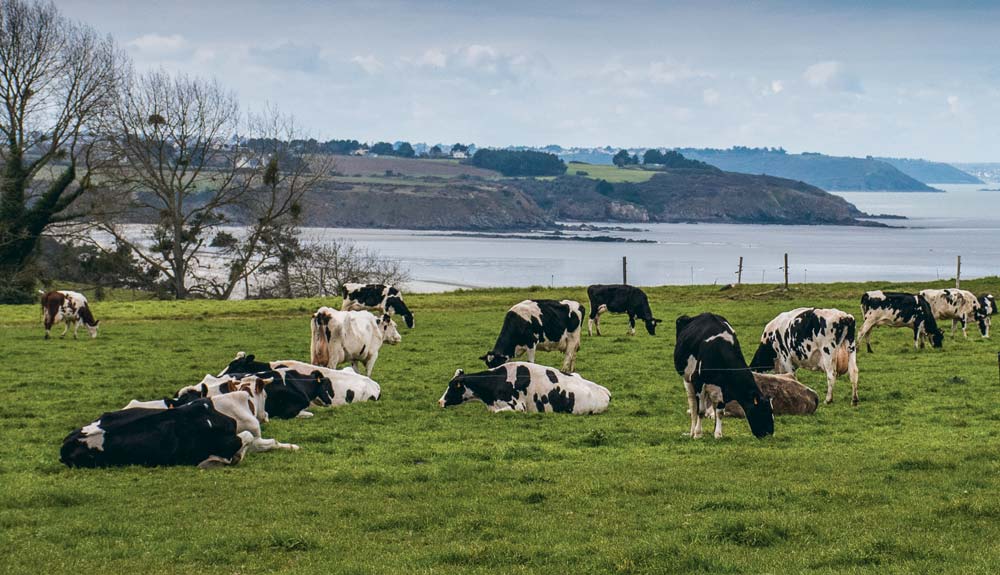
[481,299,585,372]
[859,291,943,352]
[586,284,662,336]
[919,288,988,339]
[311,308,401,376]
[977,294,996,338]
[341,283,414,328]
[674,313,774,439]
[40,290,99,339]
[749,307,860,406]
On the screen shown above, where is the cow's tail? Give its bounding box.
[310,311,332,367]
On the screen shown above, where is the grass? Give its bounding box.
[563,162,657,183]
[1,279,999,574]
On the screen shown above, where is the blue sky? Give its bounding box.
[59,0,1000,161]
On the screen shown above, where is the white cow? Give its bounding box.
[311,307,401,376]
[919,288,985,338]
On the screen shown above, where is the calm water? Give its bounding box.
[302,184,1000,292]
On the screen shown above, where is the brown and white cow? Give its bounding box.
[40,290,99,339]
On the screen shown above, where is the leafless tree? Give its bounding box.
[0,0,122,302]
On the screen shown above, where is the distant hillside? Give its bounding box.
[674,148,939,192]
[876,157,982,184]
[952,163,1000,185]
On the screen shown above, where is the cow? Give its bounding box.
[341,283,414,328]
[858,291,944,352]
[219,354,337,419]
[124,374,261,413]
[60,400,256,468]
[749,307,860,406]
[39,290,99,339]
[222,353,381,406]
[674,313,774,439]
[586,284,662,336]
[310,308,401,377]
[438,362,611,414]
[481,299,585,372]
[976,294,996,338]
[718,373,820,418]
[919,288,987,339]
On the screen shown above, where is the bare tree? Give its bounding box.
[0,0,122,302]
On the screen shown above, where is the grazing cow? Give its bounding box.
[39,290,99,339]
[60,400,255,468]
[749,307,860,405]
[438,362,610,414]
[859,291,944,352]
[919,288,983,338]
[586,284,662,336]
[976,294,996,338]
[674,313,774,439]
[310,308,401,377]
[219,354,336,419]
[481,299,585,372]
[341,283,414,328]
[719,373,819,418]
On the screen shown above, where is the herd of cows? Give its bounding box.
[46,281,996,468]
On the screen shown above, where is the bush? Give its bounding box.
[469,149,566,177]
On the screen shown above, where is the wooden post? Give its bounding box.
[956,255,961,289]
[783,253,789,290]
[737,256,743,286]
[622,256,628,285]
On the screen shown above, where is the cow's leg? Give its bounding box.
[961,315,968,338]
[295,410,314,418]
[197,455,235,469]
[364,352,378,377]
[859,318,875,353]
[251,437,300,452]
[561,332,580,372]
[847,345,859,406]
[914,323,923,349]
[627,314,636,336]
[526,346,536,364]
[714,402,725,439]
[951,318,957,336]
[824,363,836,405]
[60,320,69,338]
[72,320,81,339]
[684,379,701,438]
[44,319,52,339]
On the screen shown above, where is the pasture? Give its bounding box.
[564,161,657,183]
[1,280,999,574]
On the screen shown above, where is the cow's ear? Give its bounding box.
[478,354,489,361]
[235,351,246,359]
[200,383,208,396]
[653,318,663,324]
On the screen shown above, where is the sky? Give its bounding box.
[58,0,1000,161]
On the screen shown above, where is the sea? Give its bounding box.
[298,184,1000,292]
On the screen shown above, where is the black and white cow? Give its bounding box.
[311,308,402,376]
[219,354,337,419]
[859,291,944,352]
[341,283,414,328]
[749,307,860,406]
[438,362,610,414]
[221,353,381,406]
[481,299,585,372]
[674,313,774,439]
[586,284,662,336]
[60,400,255,468]
[919,288,988,339]
[976,293,996,338]
[40,290,99,339]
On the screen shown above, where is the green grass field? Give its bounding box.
[564,162,657,183]
[2,281,999,574]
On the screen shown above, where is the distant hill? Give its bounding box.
[875,157,982,184]
[672,148,939,192]
[952,163,1000,185]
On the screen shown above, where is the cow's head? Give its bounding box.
[741,390,775,439]
[386,296,414,328]
[379,314,402,344]
[221,352,271,376]
[748,341,778,373]
[929,328,944,348]
[84,320,99,339]
[439,369,477,407]
[643,317,663,336]
[309,371,336,406]
[480,351,508,369]
[175,382,210,405]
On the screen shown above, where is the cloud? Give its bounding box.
[702,88,720,105]
[127,33,189,56]
[352,54,384,75]
[249,42,325,73]
[947,94,961,114]
[770,80,784,94]
[803,60,862,93]
[417,48,447,68]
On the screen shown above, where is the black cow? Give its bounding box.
[858,291,944,352]
[60,400,253,468]
[341,282,414,328]
[220,354,334,419]
[674,313,774,439]
[481,299,585,372]
[586,284,662,336]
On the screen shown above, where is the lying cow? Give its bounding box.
[586,284,662,336]
[61,400,255,468]
[311,308,401,376]
[859,291,943,352]
[749,307,860,406]
[674,313,774,439]
[977,294,996,338]
[223,353,381,406]
[341,283,414,328]
[439,362,610,414]
[40,290,99,339]
[219,354,337,419]
[919,288,985,338]
[718,373,819,418]
[481,299,585,372]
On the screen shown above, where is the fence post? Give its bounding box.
[737,256,743,286]
[956,255,961,289]
[783,253,789,290]
[622,256,628,285]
